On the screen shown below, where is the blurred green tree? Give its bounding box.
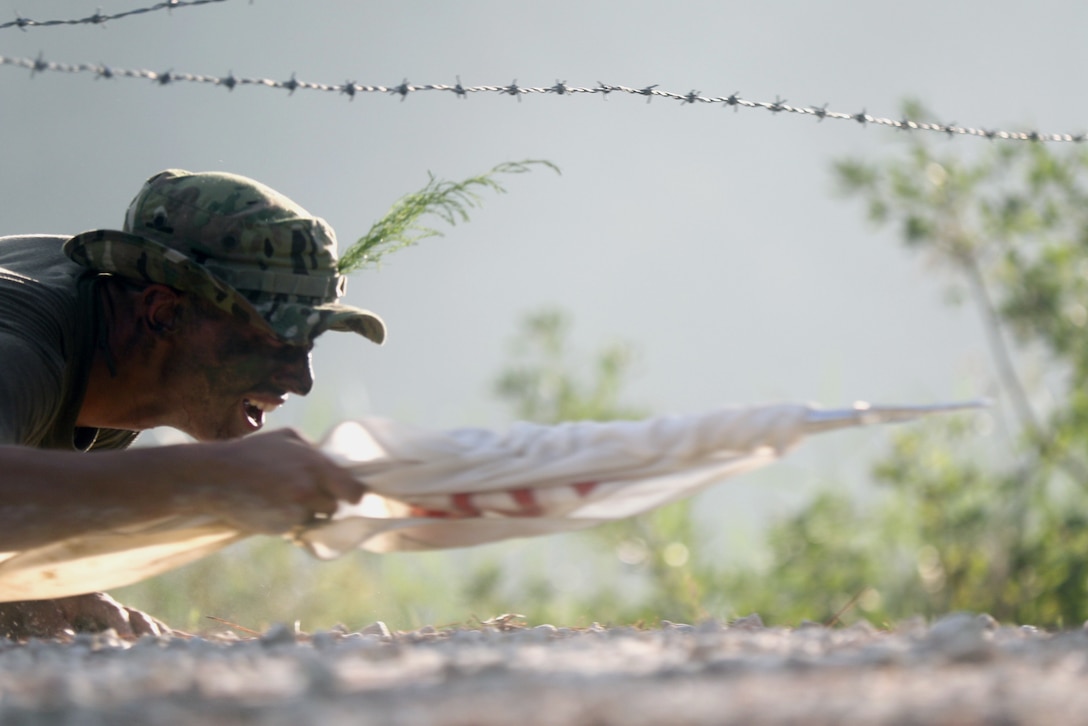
[492,308,714,623]
[718,103,1088,627]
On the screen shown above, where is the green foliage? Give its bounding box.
[494,309,645,423]
[730,103,1088,628]
[337,160,560,274]
[718,491,894,625]
[492,307,714,624]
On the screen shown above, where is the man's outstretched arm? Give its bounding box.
[0,428,365,552]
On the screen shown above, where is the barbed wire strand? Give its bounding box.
[0,0,229,31]
[0,53,1082,144]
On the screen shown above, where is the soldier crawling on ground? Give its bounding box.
[0,170,379,637]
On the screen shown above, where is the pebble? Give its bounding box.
[450,629,484,644]
[359,621,392,639]
[259,623,298,647]
[310,631,338,651]
[730,614,765,630]
[695,619,724,634]
[927,612,993,662]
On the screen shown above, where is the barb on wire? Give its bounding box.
[0,52,1082,143]
[1,0,229,31]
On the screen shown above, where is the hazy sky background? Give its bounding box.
[2,0,1083,562]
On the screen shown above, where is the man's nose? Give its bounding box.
[275,351,315,396]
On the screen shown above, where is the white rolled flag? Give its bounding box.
[0,400,984,601]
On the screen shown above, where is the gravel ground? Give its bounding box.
[1,613,1086,725]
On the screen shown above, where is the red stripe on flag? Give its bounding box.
[407,505,453,519]
[511,488,538,510]
[573,481,599,497]
[451,492,480,515]
[509,487,543,517]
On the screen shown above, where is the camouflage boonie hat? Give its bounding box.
[63,169,385,346]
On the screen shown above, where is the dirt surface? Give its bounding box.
[1,613,1085,725]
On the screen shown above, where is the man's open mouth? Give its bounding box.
[243,398,283,428]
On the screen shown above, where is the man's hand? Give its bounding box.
[186,428,366,535]
[0,593,169,640]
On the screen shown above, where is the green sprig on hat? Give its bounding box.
[338,159,560,274]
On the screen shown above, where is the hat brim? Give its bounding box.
[65,229,385,346]
[251,298,387,346]
[318,305,387,344]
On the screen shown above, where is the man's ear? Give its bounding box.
[139,285,183,335]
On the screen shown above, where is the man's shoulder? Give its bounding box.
[0,236,122,450]
[0,234,69,245]
[0,235,77,282]
[0,234,85,324]
[0,234,70,253]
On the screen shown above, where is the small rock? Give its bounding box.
[450,629,483,644]
[929,612,977,638]
[696,619,724,634]
[926,612,993,662]
[181,637,216,652]
[360,621,392,639]
[259,623,297,647]
[310,631,338,651]
[503,627,543,644]
[894,616,928,637]
[131,633,171,650]
[731,614,764,630]
[846,620,877,635]
[339,632,383,648]
[607,626,639,639]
